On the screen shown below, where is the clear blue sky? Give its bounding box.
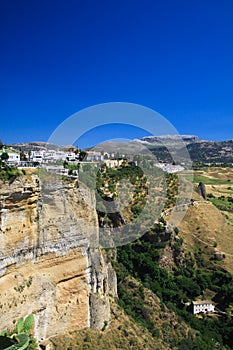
[0,0,233,148]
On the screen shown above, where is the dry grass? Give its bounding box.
[177,168,233,273]
[50,298,171,350]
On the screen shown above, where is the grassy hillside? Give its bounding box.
[193,167,233,227]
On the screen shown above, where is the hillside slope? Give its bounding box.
[176,192,233,274]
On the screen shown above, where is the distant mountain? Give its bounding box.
[146,138,233,163]
[8,142,60,152]
[8,142,78,152]
[136,134,201,147]
[186,140,233,163]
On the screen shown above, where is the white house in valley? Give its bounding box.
[192,300,215,314]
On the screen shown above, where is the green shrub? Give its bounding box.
[16,317,24,334]
[0,314,36,350]
[23,314,34,333]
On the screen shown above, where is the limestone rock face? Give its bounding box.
[0,174,117,341]
[88,248,117,330]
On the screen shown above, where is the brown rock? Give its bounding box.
[0,174,117,340]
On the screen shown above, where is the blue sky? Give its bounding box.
[0,0,233,148]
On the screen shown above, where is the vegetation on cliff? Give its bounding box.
[0,163,21,181]
[114,222,233,349]
[97,165,233,349]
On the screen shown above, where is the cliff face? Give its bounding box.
[0,173,117,341]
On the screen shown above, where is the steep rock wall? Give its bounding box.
[0,173,117,341]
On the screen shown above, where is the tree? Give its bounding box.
[28,150,32,161]
[1,152,9,162]
[226,303,233,319]
[20,150,27,161]
[79,150,87,161]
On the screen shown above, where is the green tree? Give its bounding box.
[1,152,9,162]
[0,152,9,170]
[79,150,87,161]
[226,303,233,319]
[20,150,27,161]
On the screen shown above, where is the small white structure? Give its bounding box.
[192,300,215,314]
[104,159,124,168]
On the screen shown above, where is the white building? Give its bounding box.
[31,151,44,163]
[86,151,103,162]
[155,163,184,173]
[7,152,20,165]
[0,149,20,166]
[43,150,68,162]
[104,159,124,168]
[192,300,215,314]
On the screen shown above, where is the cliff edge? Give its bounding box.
[0,172,117,341]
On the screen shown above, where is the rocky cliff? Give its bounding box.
[0,172,117,342]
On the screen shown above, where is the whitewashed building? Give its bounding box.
[86,151,103,162]
[104,159,124,168]
[31,151,44,163]
[0,150,20,166]
[155,162,184,173]
[7,152,20,165]
[43,150,68,162]
[192,300,215,314]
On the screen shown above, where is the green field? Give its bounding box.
[193,174,232,185]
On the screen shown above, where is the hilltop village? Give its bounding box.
[0,143,184,175]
